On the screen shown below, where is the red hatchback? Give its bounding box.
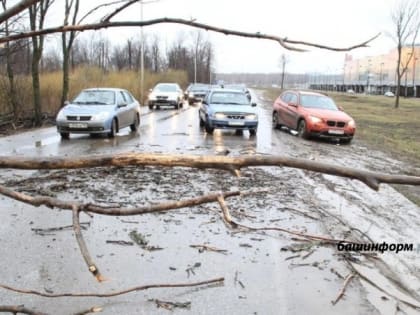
[272,90,356,143]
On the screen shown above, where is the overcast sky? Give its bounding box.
[49,0,400,73]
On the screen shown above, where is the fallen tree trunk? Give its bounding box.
[1,153,419,190]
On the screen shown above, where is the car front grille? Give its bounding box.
[326,120,345,127]
[156,95,168,100]
[67,115,91,121]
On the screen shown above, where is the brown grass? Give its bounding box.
[0,67,188,117]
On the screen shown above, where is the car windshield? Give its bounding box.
[210,92,249,105]
[154,84,177,92]
[73,90,115,105]
[300,95,338,110]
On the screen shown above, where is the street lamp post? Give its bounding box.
[140,1,144,105]
[413,57,418,97]
[140,0,161,105]
[379,62,384,95]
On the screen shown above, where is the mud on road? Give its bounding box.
[0,90,419,314]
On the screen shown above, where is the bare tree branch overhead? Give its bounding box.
[0,0,41,25]
[0,153,418,190]
[0,17,381,52]
[101,0,140,22]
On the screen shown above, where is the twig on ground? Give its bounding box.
[106,240,134,246]
[190,244,228,254]
[31,222,90,235]
[73,306,103,315]
[0,277,224,298]
[331,273,355,305]
[0,305,47,315]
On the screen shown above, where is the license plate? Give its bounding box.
[229,121,244,126]
[69,123,88,129]
[328,129,344,135]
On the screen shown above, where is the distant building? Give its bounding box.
[343,45,420,96]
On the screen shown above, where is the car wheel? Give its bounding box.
[205,120,214,134]
[297,119,309,139]
[60,132,69,139]
[108,119,117,138]
[273,112,281,129]
[156,105,160,110]
[179,102,183,108]
[249,128,257,136]
[199,114,204,127]
[130,114,140,132]
[148,104,154,110]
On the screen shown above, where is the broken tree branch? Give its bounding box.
[1,153,418,190]
[0,17,380,52]
[0,0,41,25]
[101,0,139,22]
[72,205,104,282]
[0,183,240,214]
[0,185,240,279]
[0,277,224,298]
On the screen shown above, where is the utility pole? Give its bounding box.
[380,62,384,95]
[413,57,418,97]
[140,0,161,104]
[140,0,144,104]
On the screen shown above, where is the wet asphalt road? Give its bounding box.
[0,90,419,315]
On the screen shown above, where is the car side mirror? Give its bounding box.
[251,102,257,107]
[118,102,127,107]
[64,100,69,106]
[338,105,344,111]
[148,89,153,93]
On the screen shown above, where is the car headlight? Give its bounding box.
[309,115,322,124]
[148,94,156,101]
[348,119,356,128]
[245,114,257,120]
[56,110,66,121]
[92,112,109,121]
[215,113,226,119]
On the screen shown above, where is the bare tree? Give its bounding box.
[279,53,288,89]
[390,0,420,108]
[0,0,19,117]
[149,34,161,72]
[28,0,54,126]
[60,0,79,107]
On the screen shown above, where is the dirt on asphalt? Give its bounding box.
[0,90,419,314]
